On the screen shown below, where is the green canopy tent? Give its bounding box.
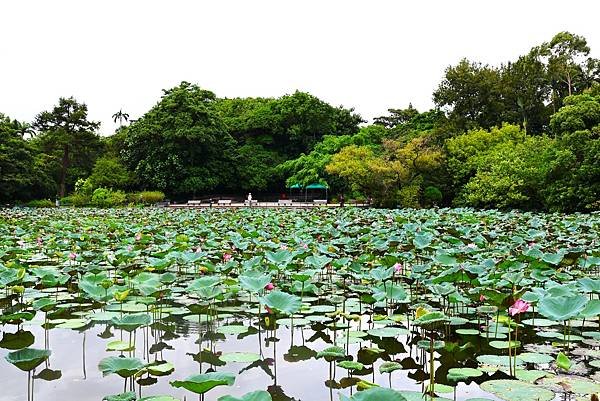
[287,183,329,202]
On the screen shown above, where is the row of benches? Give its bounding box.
[186,199,327,206]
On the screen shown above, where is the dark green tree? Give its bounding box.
[433,59,506,131]
[121,82,235,196]
[0,114,54,202]
[33,97,101,197]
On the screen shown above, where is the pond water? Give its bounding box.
[0,208,599,401]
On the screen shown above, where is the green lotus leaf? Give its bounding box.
[260,291,301,315]
[111,313,151,330]
[516,352,554,364]
[218,390,272,401]
[217,325,248,335]
[339,387,407,401]
[98,356,145,378]
[479,379,554,401]
[170,372,235,394]
[146,361,175,376]
[5,348,51,371]
[538,295,588,321]
[367,327,409,338]
[580,299,600,318]
[337,360,364,371]
[219,352,261,363]
[379,361,402,374]
[514,369,552,383]
[555,352,571,371]
[413,311,450,328]
[316,346,346,361]
[447,367,483,381]
[239,273,272,293]
[102,392,137,401]
[106,340,135,352]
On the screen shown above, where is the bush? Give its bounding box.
[87,157,132,190]
[129,191,165,205]
[423,186,442,206]
[90,188,127,208]
[26,199,55,208]
[60,193,90,207]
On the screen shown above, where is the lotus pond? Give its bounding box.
[0,207,599,401]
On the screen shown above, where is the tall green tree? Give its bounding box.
[33,97,101,197]
[0,114,53,202]
[121,82,235,196]
[433,59,506,131]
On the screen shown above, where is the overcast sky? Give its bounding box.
[1,0,599,135]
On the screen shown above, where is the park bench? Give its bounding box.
[217,199,232,205]
[244,200,258,206]
[278,200,293,206]
[313,199,328,205]
[187,200,203,205]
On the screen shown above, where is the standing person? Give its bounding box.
[247,193,253,207]
[339,193,345,207]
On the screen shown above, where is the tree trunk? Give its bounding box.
[59,144,69,198]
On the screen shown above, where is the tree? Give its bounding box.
[86,157,132,191]
[433,59,506,131]
[112,109,130,127]
[501,52,552,134]
[373,104,419,129]
[0,114,54,202]
[33,97,101,197]
[121,82,235,196]
[542,32,594,99]
[277,125,388,190]
[549,90,600,135]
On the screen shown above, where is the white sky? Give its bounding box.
[1,0,599,135]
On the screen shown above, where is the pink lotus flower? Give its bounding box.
[265,306,273,314]
[37,237,43,246]
[223,253,232,262]
[509,299,530,316]
[127,245,133,252]
[265,283,275,291]
[135,232,142,241]
[393,263,402,273]
[301,243,308,250]
[479,294,486,302]
[69,252,77,260]
[280,244,288,250]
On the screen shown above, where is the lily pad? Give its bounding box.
[480,379,555,401]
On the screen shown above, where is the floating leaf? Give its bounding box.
[170,372,235,394]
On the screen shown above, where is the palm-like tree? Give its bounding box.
[112,109,130,127]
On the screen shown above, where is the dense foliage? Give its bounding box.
[1,32,599,211]
[0,207,599,399]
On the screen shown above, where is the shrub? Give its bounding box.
[60,193,90,207]
[26,199,55,208]
[90,188,126,208]
[423,186,442,206]
[87,157,132,190]
[133,191,165,205]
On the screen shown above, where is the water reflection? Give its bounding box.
[0,303,509,401]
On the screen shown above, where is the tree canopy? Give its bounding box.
[1,31,599,212]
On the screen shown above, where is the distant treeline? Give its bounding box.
[1,31,599,211]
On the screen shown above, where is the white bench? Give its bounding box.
[313,199,328,205]
[187,200,203,205]
[244,200,258,206]
[217,199,232,205]
[278,200,293,206]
